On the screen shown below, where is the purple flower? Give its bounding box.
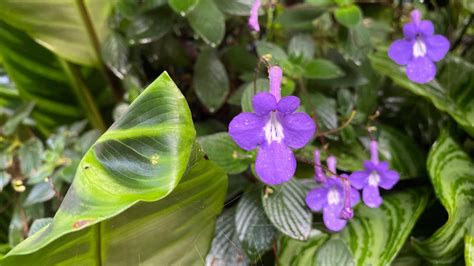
[228,66,315,185]
[248,0,261,32]
[388,9,450,84]
[306,155,360,232]
[350,140,400,208]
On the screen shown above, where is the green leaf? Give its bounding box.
[214,0,253,16]
[276,4,328,30]
[466,227,474,266]
[302,92,338,130]
[23,182,55,207]
[0,0,113,66]
[2,102,34,136]
[0,22,107,133]
[376,125,425,179]
[256,41,288,65]
[278,230,329,265]
[412,132,474,264]
[262,180,312,241]
[169,0,199,14]
[3,157,227,264]
[288,34,315,60]
[236,189,276,260]
[124,7,174,45]
[2,72,197,261]
[334,5,363,28]
[193,49,230,112]
[303,59,345,79]
[102,33,129,79]
[198,132,254,174]
[28,218,53,237]
[18,138,44,176]
[339,188,429,265]
[369,52,474,136]
[315,239,355,266]
[187,0,225,46]
[206,208,248,265]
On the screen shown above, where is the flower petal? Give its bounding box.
[419,20,434,37]
[363,185,382,208]
[379,169,400,190]
[253,92,277,116]
[277,96,300,114]
[255,141,296,185]
[228,113,265,150]
[388,39,413,65]
[406,56,436,84]
[350,188,360,207]
[425,35,450,62]
[248,0,260,32]
[280,113,315,149]
[403,23,417,39]
[306,187,327,212]
[268,66,283,101]
[350,171,368,189]
[323,204,347,232]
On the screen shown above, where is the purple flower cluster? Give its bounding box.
[305,140,400,231]
[388,9,449,84]
[229,66,316,185]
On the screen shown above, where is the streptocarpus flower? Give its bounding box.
[388,9,450,84]
[306,155,360,232]
[350,140,400,208]
[228,66,315,185]
[248,0,261,32]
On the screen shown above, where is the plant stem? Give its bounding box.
[75,0,122,100]
[59,59,106,132]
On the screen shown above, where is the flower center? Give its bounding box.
[368,171,380,186]
[327,187,340,205]
[413,38,427,58]
[263,112,284,144]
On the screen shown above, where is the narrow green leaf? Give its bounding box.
[28,218,53,237]
[315,239,355,266]
[193,49,230,112]
[236,190,276,260]
[339,188,429,265]
[334,5,363,28]
[466,231,474,266]
[3,72,196,260]
[262,180,312,241]
[198,132,254,174]
[169,0,199,14]
[369,52,474,136]
[256,41,288,65]
[187,0,225,46]
[304,59,344,79]
[412,131,474,264]
[2,102,34,136]
[0,0,113,66]
[214,0,253,16]
[206,208,248,265]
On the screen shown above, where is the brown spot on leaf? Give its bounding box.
[73,219,93,229]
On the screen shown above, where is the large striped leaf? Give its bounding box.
[235,189,276,261]
[467,230,474,266]
[0,22,108,132]
[0,0,113,66]
[412,131,474,264]
[315,239,354,266]
[262,180,312,241]
[1,72,197,263]
[339,188,429,265]
[370,52,474,136]
[1,157,227,265]
[277,230,328,266]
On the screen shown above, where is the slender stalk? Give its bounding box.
[59,58,106,132]
[75,0,122,100]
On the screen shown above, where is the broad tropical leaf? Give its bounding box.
[370,52,474,136]
[262,180,312,241]
[2,72,197,263]
[339,188,429,265]
[315,239,354,266]
[2,157,227,265]
[277,230,328,266]
[0,0,113,66]
[412,131,474,264]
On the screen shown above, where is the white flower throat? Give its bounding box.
[327,187,340,205]
[368,171,380,186]
[413,38,427,58]
[263,112,284,144]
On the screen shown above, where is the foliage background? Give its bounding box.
[0,0,473,265]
